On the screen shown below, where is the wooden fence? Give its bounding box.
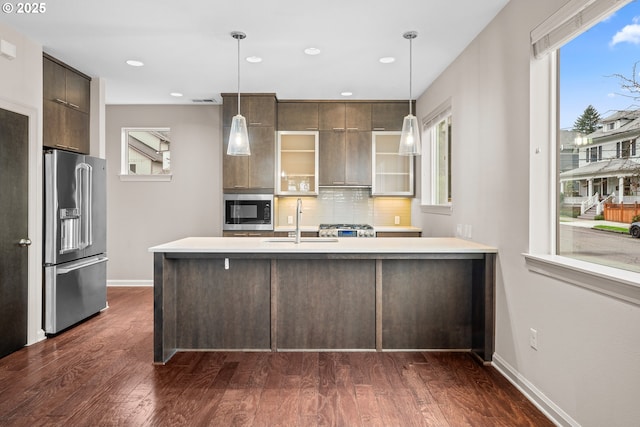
[604,203,640,223]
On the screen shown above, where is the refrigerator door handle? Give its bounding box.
[76,163,93,249]
[57,256,108,275]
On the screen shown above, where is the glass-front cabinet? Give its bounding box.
[276,131,319,195]
[372,131,414,196]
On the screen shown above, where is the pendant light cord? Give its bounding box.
[237,35,241,116]
[409,36,413,116]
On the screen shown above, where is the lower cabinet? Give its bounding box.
[376,231,422,237]
[222,231,274,237]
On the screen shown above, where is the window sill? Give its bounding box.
[119,174,172,182]
[420,204,453,215]
[524,254,640,306]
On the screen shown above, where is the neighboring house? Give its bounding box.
[126,130,171,175]
[560,110,640,210]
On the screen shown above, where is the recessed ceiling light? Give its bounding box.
[170,92,183,97]
[341,92,353,97]
[379,57,395,64]
[304,47,321,56]
[126,59,144,67]
[246,56,262,63]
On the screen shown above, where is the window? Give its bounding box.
[556,0,639,274]
[527,0,640,305]
[421,101,452,212]
[120,128,172,181]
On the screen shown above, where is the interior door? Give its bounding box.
[0,108,29,359]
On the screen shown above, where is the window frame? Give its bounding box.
[420,100,453,215]
[119,127,172,182]
[525,0,640,306]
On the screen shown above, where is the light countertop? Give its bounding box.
[273,225,423,233]
[149,236,496,254]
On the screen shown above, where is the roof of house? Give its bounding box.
[559,158,640,180]
[587,110,640,141]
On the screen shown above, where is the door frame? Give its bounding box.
[0,98,45,345]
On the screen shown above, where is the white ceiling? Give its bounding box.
[0,0,509,105]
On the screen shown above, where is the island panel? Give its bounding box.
[174,258,271,350]
[276,259,376,349]
[381,259,472,349]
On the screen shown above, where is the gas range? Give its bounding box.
[318,224,376,238]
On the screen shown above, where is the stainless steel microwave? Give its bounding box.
[223,194,274,231]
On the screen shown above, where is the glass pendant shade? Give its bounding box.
[398,114,421,156]
[227,114,251,156]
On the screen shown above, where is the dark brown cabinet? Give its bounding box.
[319,130,371,186]
[278,102,319,130]
[318,102,372,186]
[222,93,276,127]
[319,102,371,131]
[371,102,412,131]
[43,55,91,153]
[222,94,276,190]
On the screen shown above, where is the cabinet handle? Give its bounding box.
[373,127,385,131]
[55,144,69,148]
[54,98,68,105]
[233,185,248,188]
[249,122,262,126]
[248,233,262,237]
[305,127,318,130]
[68,103,80,109]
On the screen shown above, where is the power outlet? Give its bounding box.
[529,328,538,350]
[464,224,472,239]
[394,216,400,225]
[287,215,293,225]
[456,224,463,237]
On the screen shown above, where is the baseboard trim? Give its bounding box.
[492,353,579,427]
[107,280,153,287]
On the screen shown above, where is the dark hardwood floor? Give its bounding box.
[0,287,553,426]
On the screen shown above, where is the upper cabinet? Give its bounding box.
[371,102,413,131]
[318,102,372,186]
[43,55,91,154]
[276,131,319,196]
[278,102,319,131]
[372,131,414,196]
[222,94,277,191]
[223,94,276,127]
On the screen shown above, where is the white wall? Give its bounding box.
[105,105,222,282]
[415,1,640,426]
[0,22,45,345]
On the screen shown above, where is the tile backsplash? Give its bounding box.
[276,188,411,227]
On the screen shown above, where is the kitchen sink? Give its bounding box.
[262,237,339,243]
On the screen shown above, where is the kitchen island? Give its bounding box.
[149,237,497,364]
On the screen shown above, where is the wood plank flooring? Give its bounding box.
[0,287,553,426]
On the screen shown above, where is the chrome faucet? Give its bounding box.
[295,198,302,244]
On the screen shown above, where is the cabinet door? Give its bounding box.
[222,126,250,190]
[278,103,319,130]
[43,100,66,150]
[319,130,346,185]
[66,109,90,153]
[345,131,371,186]
[43,58,66,102]
[346,103,371,131]
[248,126,275,189]
[372,102,410,131]
[245,96,276,127]
[319,103,345,130]
[65,71,91,113]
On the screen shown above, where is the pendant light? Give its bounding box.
[398,31,421,156]
[227,31,251,156]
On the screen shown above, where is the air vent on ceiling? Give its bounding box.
[191,98,219,104]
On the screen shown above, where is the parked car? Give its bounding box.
[630,222,640,238]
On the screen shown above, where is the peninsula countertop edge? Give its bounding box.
[149,236,498,254]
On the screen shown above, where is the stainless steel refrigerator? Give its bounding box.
[43,149,108,334]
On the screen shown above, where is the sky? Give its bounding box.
[560,1,640,130]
